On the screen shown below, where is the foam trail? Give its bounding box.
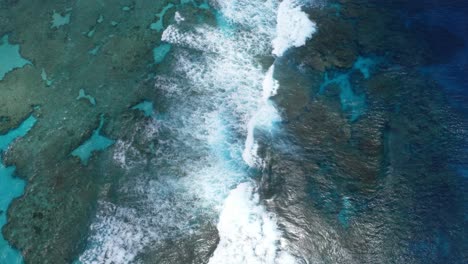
[273,0,317,56]
[242,0,317,166]
[79,1,316,263]
[214,1,316,263]
[80,1,276,262]
[242,66,280,167]
[208,182,297,264]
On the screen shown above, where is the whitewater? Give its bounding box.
[78,1,316,263]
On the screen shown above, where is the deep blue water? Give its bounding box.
[387,0,468,114]
[394,0,468,209]
[375,2,468,262]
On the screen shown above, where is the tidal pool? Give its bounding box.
[0,115,37,264]
[0,35,31,81]
[71,115,114,166]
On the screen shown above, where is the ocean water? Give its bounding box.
[79,1,316,263]
[0,0,466,264]
[0,115,36,264]
[0,35,31,81]
[71,115,115,166]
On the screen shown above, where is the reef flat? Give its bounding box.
[0,0,466,263]
[0,0,178,262]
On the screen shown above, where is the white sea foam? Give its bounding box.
[272,0,317,56]
[208,182,296,264]
[78,202,148,264]
[215,1,316,263]
[242,65,281,167]
[79,176,204,264]
[112,120,159,170]
[80,1,316,263]
[112,140,130,169]
[174,11,185,23]
[242,0,317,166]
[81,3,272,262]
[216,0,277,35]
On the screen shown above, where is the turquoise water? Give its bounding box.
[0,115,37,264]
[153,43,171,64]
[51,10,71,29]
[150,3,175,32]
[353,56,377,79]
[40,69,53,86]
[76,89,96,106]
[319,57,377,121]
[71,115,114,165]
[88,45,101,56]
[131,100,155,117]
[0,0,466,263]
[0,35,31,81]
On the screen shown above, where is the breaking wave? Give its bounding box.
[79,1,316,263]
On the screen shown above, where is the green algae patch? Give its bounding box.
[76,89,96,106]
[51,10,71,29]
[0,115,37,264]
[72,115,114,165]
[131,100,155,117]
[153,43,171,64]
[0,35,31,81]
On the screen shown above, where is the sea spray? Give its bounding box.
[273,0,317,57]
[79,1,316,263]
[243,0,317,167]
[242,66,280,167]
[212,0,317,263]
